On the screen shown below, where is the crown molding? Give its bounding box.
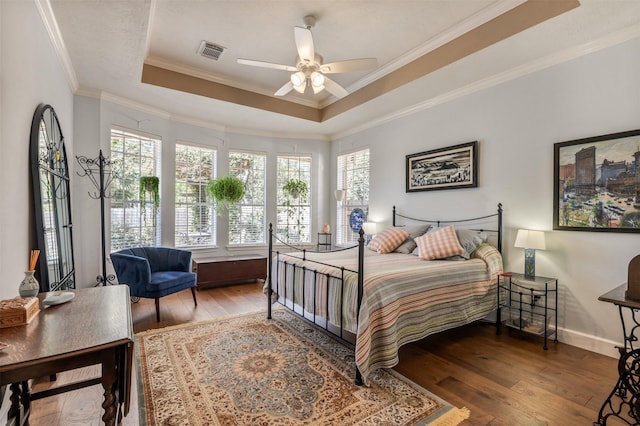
[331,24,640,141]
[74,89,328,141]
[322,0,528,109]
[35,0,78,92]
[144,56,320,109]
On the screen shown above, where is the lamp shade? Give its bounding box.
[290,71,305,87]
[514,229,546,250]
[362,222,377,235]
[310,71,325,88]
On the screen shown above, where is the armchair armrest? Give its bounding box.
[110,253,152,288]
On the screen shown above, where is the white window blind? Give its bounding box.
[110,128,161,251]
[336,148,370,245]
[276,154,312,243]
[228,151,266,245]
[175,143,217,247]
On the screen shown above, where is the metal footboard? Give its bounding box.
[267,224,365,384]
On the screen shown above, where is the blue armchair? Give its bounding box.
[110,247,197,322]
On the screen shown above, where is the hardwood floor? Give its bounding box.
[26,282,619,425]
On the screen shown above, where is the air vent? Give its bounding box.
[198,41,225,60]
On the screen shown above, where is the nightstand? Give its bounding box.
[497,272,558,350]
[317,232,331,251]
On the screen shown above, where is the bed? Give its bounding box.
[266,204,504,384]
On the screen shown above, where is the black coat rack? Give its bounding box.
[76,149,117,286]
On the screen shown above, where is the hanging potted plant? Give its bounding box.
[139,176,160,222]
[207,175,245,213]
[282,178,309,199]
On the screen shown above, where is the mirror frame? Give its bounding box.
[30,103,75,292]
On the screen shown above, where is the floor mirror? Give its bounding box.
[30,103,75,292]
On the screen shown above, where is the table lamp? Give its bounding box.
[362,222,377,244]
[514,229,546,279]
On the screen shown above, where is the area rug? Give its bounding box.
[135,308,470,425]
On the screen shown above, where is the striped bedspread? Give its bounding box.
[270,242,503,382]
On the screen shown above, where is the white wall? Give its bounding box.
[71,97,331,287]
[333,36,640,357]
[0,0,74,301]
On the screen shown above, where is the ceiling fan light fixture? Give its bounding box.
[237,16,377,99]
[310,71,325,88]
[290,71,306,87]
[292,81,306,94]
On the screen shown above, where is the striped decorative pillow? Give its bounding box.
[415,225,465,260]
[367,227,410,254]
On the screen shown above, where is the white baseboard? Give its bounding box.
[557,327,620,359]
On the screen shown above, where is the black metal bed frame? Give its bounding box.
[266,203,503,385]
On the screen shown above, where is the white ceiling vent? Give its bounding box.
[198,41,225,60]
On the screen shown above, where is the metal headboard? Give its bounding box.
[392,203,503,253]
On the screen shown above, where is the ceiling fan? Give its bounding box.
[237,15,378,99]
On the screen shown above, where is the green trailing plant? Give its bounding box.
[207,175,246,213]
[282,178,309,199]
[139,176,160,222]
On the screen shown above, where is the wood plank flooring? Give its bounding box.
[25,282,620,425]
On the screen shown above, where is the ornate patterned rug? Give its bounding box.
[135,308,470,425]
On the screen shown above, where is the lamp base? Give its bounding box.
[524,248,536,279]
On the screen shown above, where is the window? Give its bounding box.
[175,143,217,247]
[336,148,370,245]
[277,155,311,243]
[228,151,266,245]
[110,128,161,251]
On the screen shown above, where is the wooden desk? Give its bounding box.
[0,286,133,425]
[596,284,640,425]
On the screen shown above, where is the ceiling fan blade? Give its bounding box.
[274,81,294,96]
[323,76,349,99]
[237,58,297,72]
[319,58,378,74]
[294,26,315,64]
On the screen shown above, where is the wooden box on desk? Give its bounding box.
[0,297,40,328]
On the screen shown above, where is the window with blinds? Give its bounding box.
[110,128,161,251]
[228,151,266,245]
[175,143,217,247]
[276,154,312,243]
[336,148,370,245]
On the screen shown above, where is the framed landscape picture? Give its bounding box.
[553,129,640,232]
[406,141,478,192]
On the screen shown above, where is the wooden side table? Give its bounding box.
[595,284,640,425]
[0,286,133,426]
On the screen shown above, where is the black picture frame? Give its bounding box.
[406,141,478,192]
[553,129,640,233]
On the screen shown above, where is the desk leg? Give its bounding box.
[7,382,30,425]
[101,357,118,426]
[8,383,21,424]
[595,308,640,425]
